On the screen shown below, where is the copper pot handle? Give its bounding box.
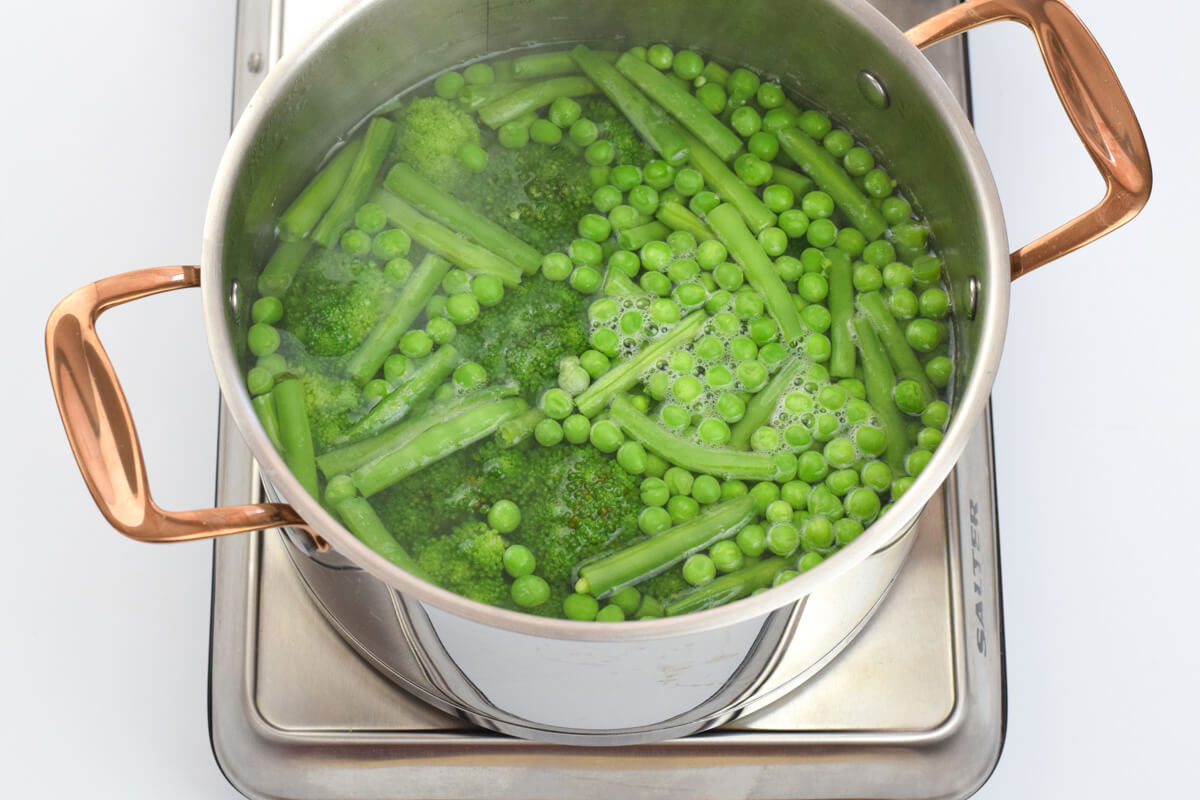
[906,0,1151,280]
[46,266,310,543]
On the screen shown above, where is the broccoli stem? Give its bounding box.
[574,311,706,417]
[776,126,887,241]
[310,116,397,248]
[477,76,598,129]
[665,557,787,616]
[575,495,757,598]
[828,251,856,378]
[371,188,523,286]
[853,317,909,473]
[345,253,451,385]
[615,52,743,162]
[616,221,671,251]
[511,49,617,80]
[277,139,363,241]
[707,203,805,343]
[335,496,428,579]
[570,45,689,165]
[857,290,935,398]
[655,200,715,242]
[317,383,519,477]
[496,407,546,448]
[256,239,312,297]
[458,80,530,111]
[273,378,319,500]
[769,164,815,200]
[352,397,529,497]
[252,392,284,453]
[383,163,543,275]
[728,357,806,449]
[345,345,460,442]
[679,131,777,234]
[603,266,645,296]
[608,394,796,482]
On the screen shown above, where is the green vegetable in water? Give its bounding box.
[244,42,958,621]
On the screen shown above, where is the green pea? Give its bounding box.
[822,437,855,469]
[919,288,950,319]
[758,227,788,256]
[798,551,824,572]
[773,210,808,241]
[823,129,854,157]
[592,185,623,215]
[569,238,603,267]
[917,426,944,451]
[697,417,732,446]
[363,378,389,404]
[734,153,772,186]
[853,263,883,292]
[806,218,837,248]
[548,95,582,128]
[595,603,626,622]
[861,461,892,492]
[672,49,704,79]
[689,474,722,505]
[835,227,866,256]
[511,574,550,608]
[800,516,834,552]
[907,448,933,477]
[905,318,944,352]
[925,357,953,389]
[881,196,913,225]
[863,168,895,198]
[541,387,574,419]
[445,293,480,325]
[722,479,749,501]
[801,191,834,219]
[498,121,530,149]
[797,450,828,482]
[629,394,651,413]
[467,274,503,308]
[569,118,598,146]
[488,499,521,533]
[589,419,623,453]
[645,372,670,401]
[683,554,717,586]
[339,228,371,257]
[250,296,282,325]
[667,258,700,283]
[673,282,707,308]
[726,68,760,104]
[564,592,599,621]
[731,106,762,138]
[585,139,615,166]
[434,70,465,98]
[639,505,673,535]
[647,42,674,69]
[463,62,494,84]
[614,441,647,475]
[668,494,701,523]
[575,350,609,381]
[657,467,690,498]
[696,82,726,114]
[715,392,745,422]
[797,273,828,303]
[672,375,703,405]
[256,353,286,377]
[893,380,926,415]
[805,332,832,362]
[784,424,812,450]
[855,425,887,456]
[501,544,536,578]
[737,523,767,557]
[530,417,563,447]
[839,378,866,400]
[246,366,273,396]
[455,142,488,174]
[667,166,703,196]
[737,360,769,392]
[922,400,950,429]
[750,425,779,453]
[641,476,670,507]
[912,255,942,284]
[610,586,642,616]
[892,476,916,499]
[562,413,591,444]
[528,118,562,145]
[798,110,832,139]
[690,189,721,215]
[733,290,765,320]
[570,266,602,295]
[709,540,744,573]
[843,146,875,176]
[767,522,800,556]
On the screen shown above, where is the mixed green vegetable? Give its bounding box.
[245,43,955,621]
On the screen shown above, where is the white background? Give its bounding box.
[1,0,1196,797]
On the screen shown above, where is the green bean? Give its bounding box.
[570,46,689,165]
[729,357,806,448]
[575,495,757,597]
[655,200,715,241]
[679,131,776,234]
[371,188,522,285]
[311,116,397,247]
[346,346,460,442]
[615,52,742,161]
[616,221,671,251]
[857,291,935,398]
[609,394,797,482]
[346,253,452,385]
[477,76,598,128]
[853,317,908,472]
[352,397,528,496]
[497,407,547,448]
[273,378,318,500]
[252,392,284,453]
[256,239,312,297]
[335,496,428,578]
[707,203,804,343]
[665,557,787,615]
[277,139,362,241]
[776,126,887,241]
[827,251,856,378]
[575,311,706,416]
[603,265,646,296]
[383,163,542,274]
[769,164,815,199]
[510,49,617,79]
[457,80,530,110]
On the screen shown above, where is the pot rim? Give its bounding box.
[201,0,1009,642]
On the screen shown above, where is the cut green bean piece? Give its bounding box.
[384,163,542,274]
[346,346,460,442]
[252,392,284,453]
[604,266,646,296]
[729,357,806,448]
[853,317,908,473]
[655,200,715,242]
[615,52,742,161]
[278,139,362,241]
[776,127,887,241]
[273,378,319,500]
[311,116,397,247]
[353,397,528,496]
[679,131,776,233]
[335,496,428,579]
[610,394,796,482]
[617,221,671,251]
[317,384,518,477]
[707,203,805,342]
[372,188,522,285]
[857,290,935,397]
[511,49,617,79]
[346,253,452,385]
[576,495,757,597]
[828,253,856,378]
[575,311,706,416]
[458,80,530,110]
[570,45,689,165]
[665,557,787,615]
[256,239,312,297]
[477,76,598,128]
[769,164,815,200]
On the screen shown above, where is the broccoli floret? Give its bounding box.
[463,141,594,253]
[390,97,481,192]
[415,519,511,607]
[282,248,390,358]
[371,448,479,548]
[292,364,365,452]
[579,97,656,167]
[640,568,691,605]
[453,272,589,397]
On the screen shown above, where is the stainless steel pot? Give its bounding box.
[47,0,1148,745]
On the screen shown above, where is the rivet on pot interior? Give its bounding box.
[247,52,264,73]
[857,70,889,109]
[967,276,980,319]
